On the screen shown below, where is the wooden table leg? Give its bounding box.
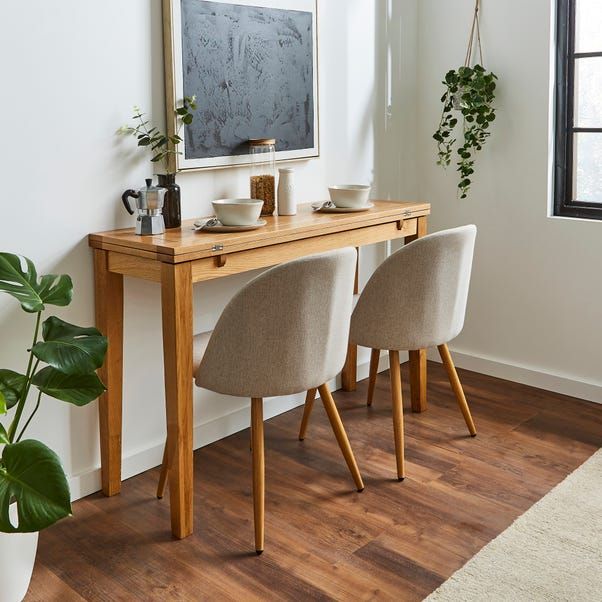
[341,344,357,392]
[94,250,124,497]
[408,350,427,413]
[353,246,360,295]
[161,262,194,539]
[405,216,428,412]
[342,248,360,391]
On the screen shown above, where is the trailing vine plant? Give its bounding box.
[433,0,497,198]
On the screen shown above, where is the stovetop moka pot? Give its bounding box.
[122,178,166,235]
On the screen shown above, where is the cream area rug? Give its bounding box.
[425,449,602,601]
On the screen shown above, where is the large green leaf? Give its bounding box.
[32,317,107,375]
[0,391,6,415]
[0,369,27,410]
[32,367,105,406]
[0,440,71,532]
[0,252,73,313]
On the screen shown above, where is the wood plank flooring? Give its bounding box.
[27,361,602,601]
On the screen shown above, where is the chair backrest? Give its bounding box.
[350,225,477,351]
[196,247,357,398]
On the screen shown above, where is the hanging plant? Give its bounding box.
[433,0,497,199]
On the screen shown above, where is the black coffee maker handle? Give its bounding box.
[121,190,139,215]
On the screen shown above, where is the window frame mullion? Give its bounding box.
[554,0,602,219]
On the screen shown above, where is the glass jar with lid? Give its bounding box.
[249,138,276,215]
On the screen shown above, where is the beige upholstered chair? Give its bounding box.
[298,225,478,481]
[158,248,364,554]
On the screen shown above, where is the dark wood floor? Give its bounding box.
[28,361,602,601]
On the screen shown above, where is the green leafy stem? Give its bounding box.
[433,64,497,199]
[2,314,106,445]
[118,96,197,174]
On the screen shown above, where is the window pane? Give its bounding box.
[574,133,602,203]
[575,0,602,53]
[574,57,602,127]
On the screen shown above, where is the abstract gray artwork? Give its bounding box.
[181,0,315,160]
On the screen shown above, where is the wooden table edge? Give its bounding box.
[88,203,431,263]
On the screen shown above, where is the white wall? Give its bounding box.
[416,0,602,401]
[9,0,593,503]
[0,1,418,498]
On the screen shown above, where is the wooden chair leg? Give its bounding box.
[298,388,317,440]
[388,350,405,481]
[250,418,252,451]
[317,384,364,492]
[367,348,380,406]
[251,398,265,554]
[438,344,477,436]
[157,442,168,499]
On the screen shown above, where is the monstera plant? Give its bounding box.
[0,252,107,533]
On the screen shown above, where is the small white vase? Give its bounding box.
[0,505,39,602]
[277,168,296,215]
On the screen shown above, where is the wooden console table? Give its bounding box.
[89,200,430,539]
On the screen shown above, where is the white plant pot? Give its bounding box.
[0,505,39,602]
[452,88,466,110]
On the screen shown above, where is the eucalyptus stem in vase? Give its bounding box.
[118,95,197,228]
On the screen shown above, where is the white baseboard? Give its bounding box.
[427,347,602,406]
[69,391,311,500]
[68,353,404,502]
[69,347,599,501]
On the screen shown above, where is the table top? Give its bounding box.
[89,200,430,262]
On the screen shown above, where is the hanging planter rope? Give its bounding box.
[433,0,497,199]
[465,0,483,68]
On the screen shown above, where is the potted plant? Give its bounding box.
[118,96,197,229]
[0,252,107,602]
[433,0,497,199]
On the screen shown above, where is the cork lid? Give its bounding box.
[249,138,276,146]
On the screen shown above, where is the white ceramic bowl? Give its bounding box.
[212,199,264,226]
[328,185,371,208]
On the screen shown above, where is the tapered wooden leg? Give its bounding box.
[438,344,477,436]
[251,398,265,554]
[405,216,428,413]
[94,249,124,497]
[157,443,168,499]
[367,349,380,406]
[161,262,194,539]
[298,388,317,440]
[317,384,364,491]
[389,350,405,480]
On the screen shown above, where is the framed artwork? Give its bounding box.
[163,0,319,171]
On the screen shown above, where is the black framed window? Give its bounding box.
[554,0,602,219]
